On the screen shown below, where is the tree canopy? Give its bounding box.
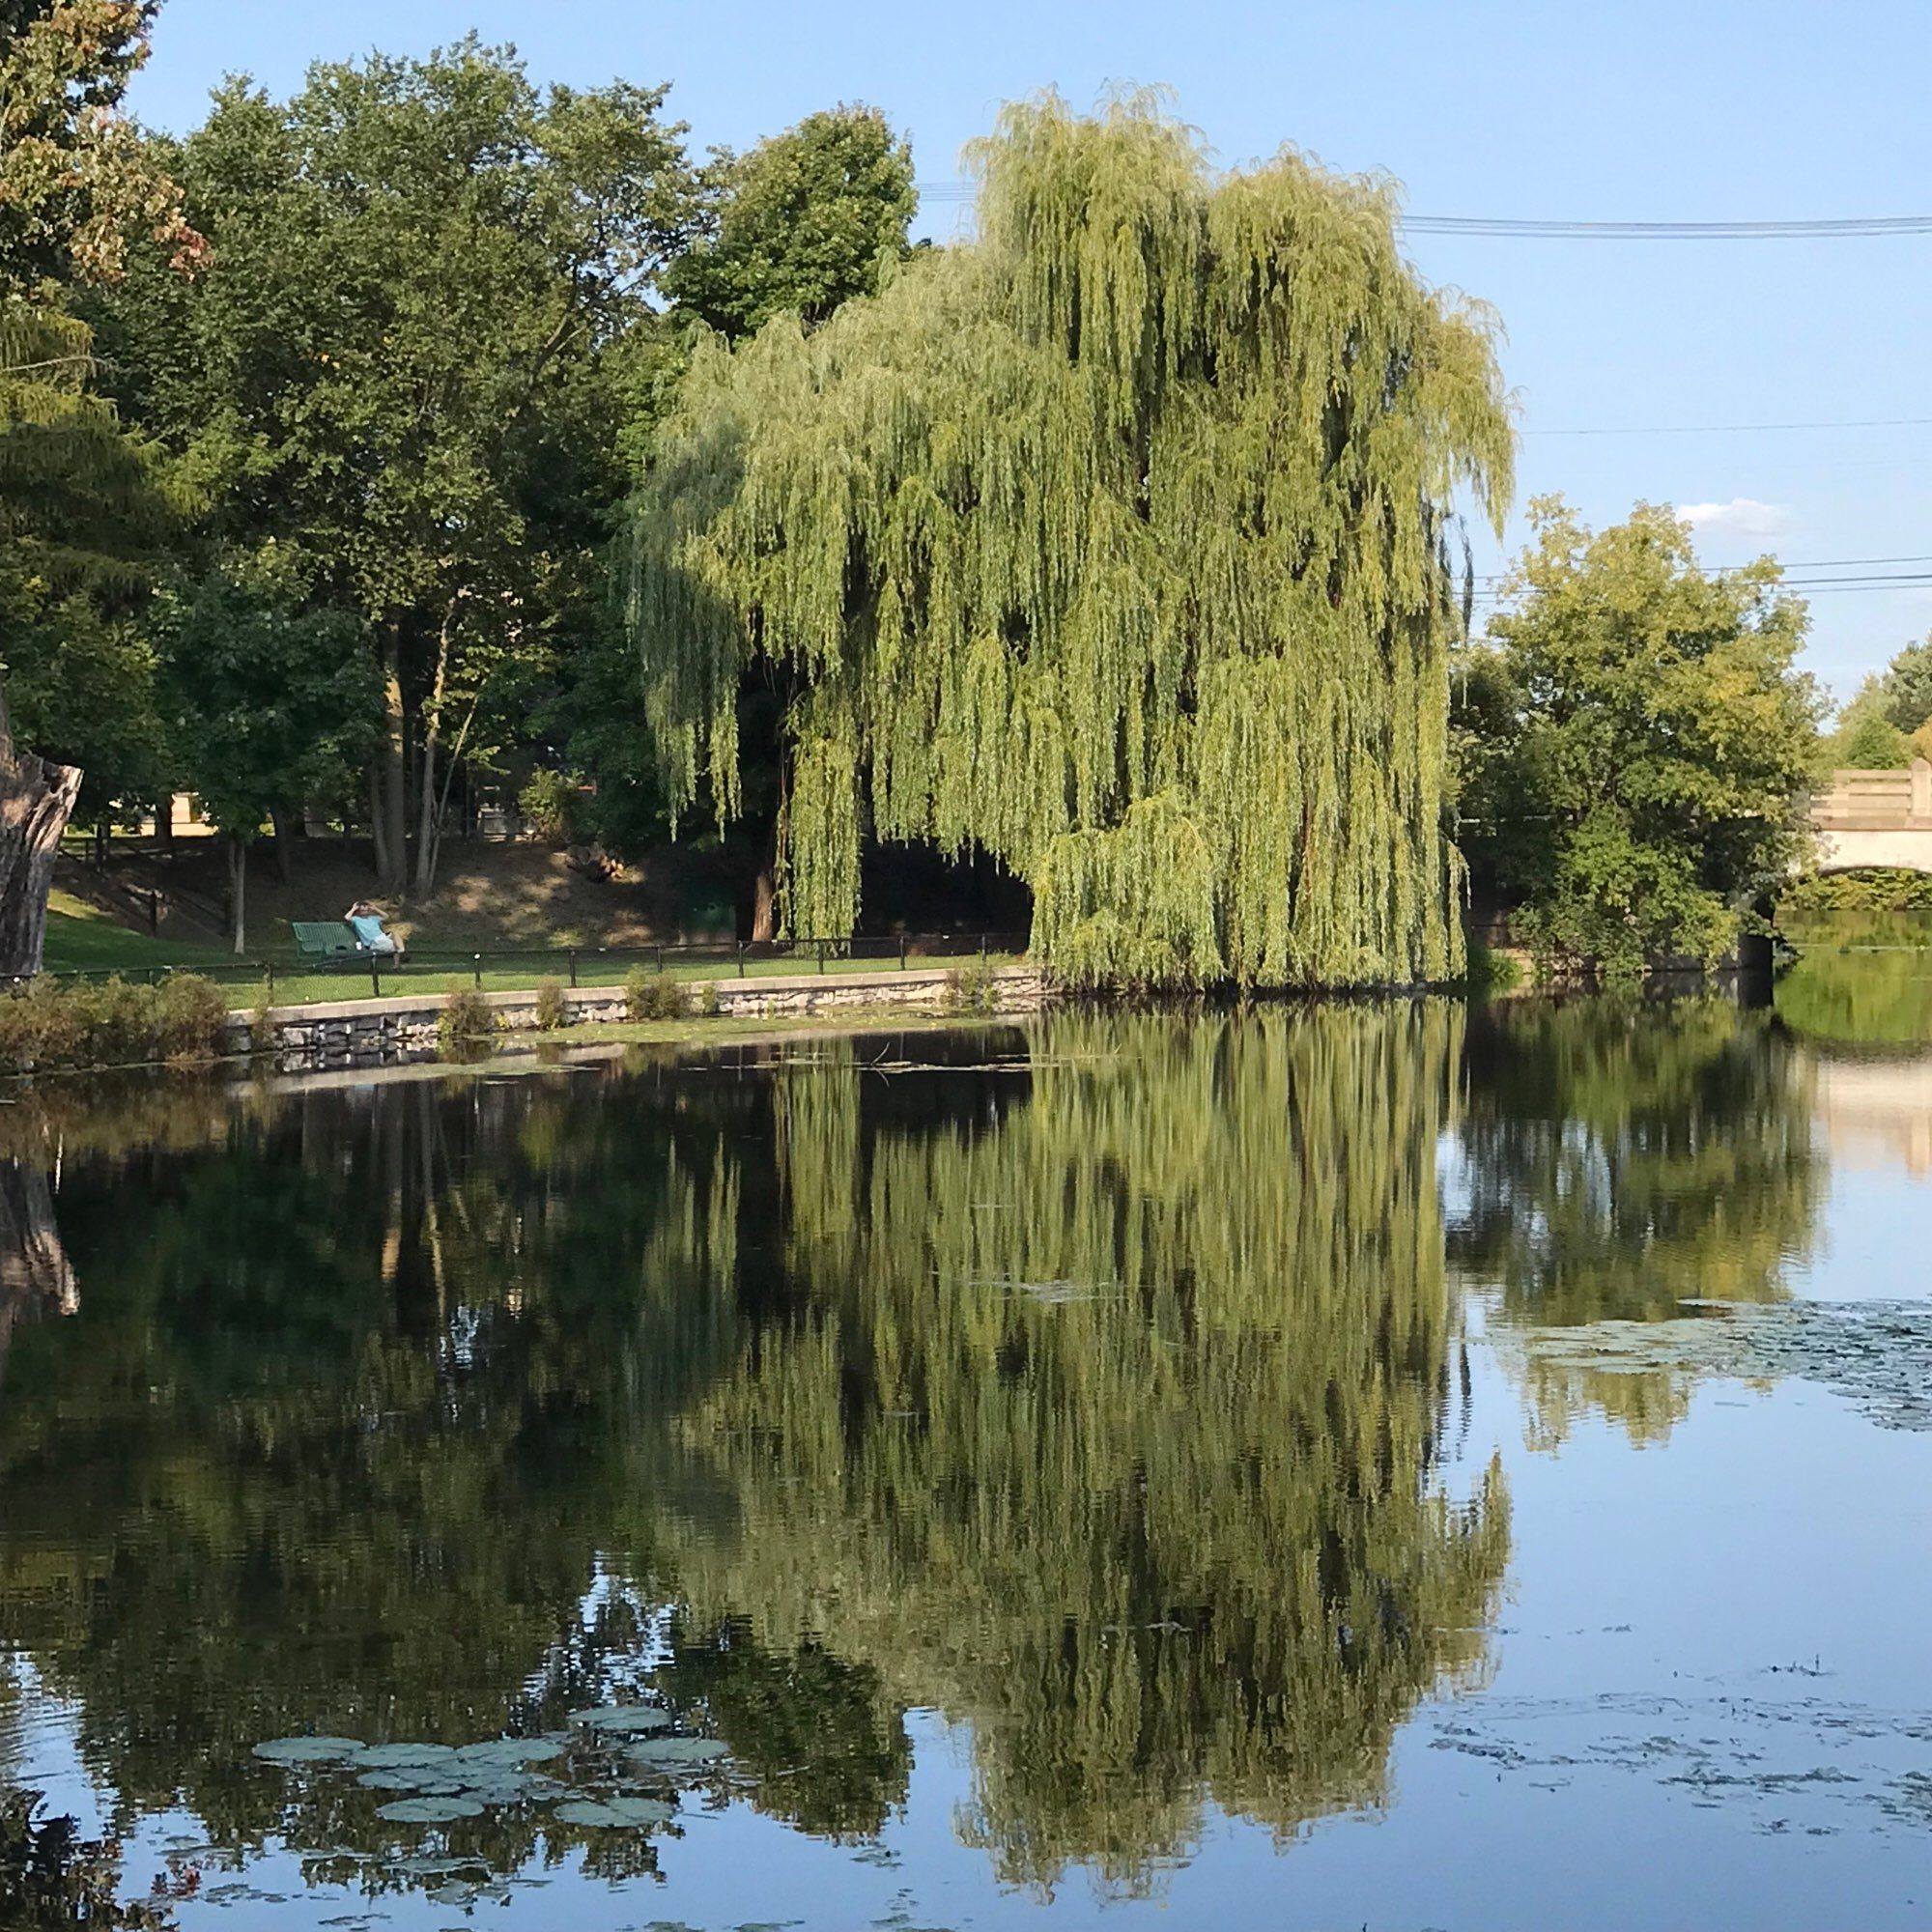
[661,104,916,340]
[1455,497,1821,979]
[627,92,1513,987]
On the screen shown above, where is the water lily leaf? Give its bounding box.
[568,1705,672,1734]
[254,1737,367,1764]
[358,1744,457,1770]
[627,1736,730,1768]
[358,1770,439,1792]
[554,1801,628,1828]
[602,1795,677,1827]
[375,1797,484,1824]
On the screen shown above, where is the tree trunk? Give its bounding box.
[412,611,454,898]
[751,856,779,943]
[377,623,408,894]
[0,707,83,982]
[228,835,247,954]
[270,807,296,884]
[156,798,175,853]
[369,759,390,882]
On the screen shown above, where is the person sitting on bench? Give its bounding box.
[344,901,404,959]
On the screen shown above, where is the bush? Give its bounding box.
[947,961,999,1013]
[438,985,498,1051]
[156,974,231,1064]
[0,973,230,1073]
[533,978,568,1032]
[518,768,579,842]
[624,967,690,1022]
[695,980,720,1017]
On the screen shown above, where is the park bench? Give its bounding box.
[290,917,404,968]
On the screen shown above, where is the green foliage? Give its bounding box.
[438,984,498,1049]
[518,768,580,843]
[0,1,200,295]
[1828,686,1912,769]
[1456,497,1822,980]
[663,105,916,340]
[624,967,689,1021]
[627,91,1512,989]
[0,971,228,1071]
[1780,867,1932,917]
[154,561,378,838]
[533,977,568,1031]
[1876,637,1932,736]
[944,959,998,1011]
[88,38,705,888]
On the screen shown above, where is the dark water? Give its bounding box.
[1,987,1929,1930]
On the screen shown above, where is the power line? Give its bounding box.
[914,182,1932,240]
[1403,213,1932,240]
[1524,415,1932,437]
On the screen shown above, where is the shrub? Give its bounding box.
[695,980,720,1017]
[518,768,579,842]
[156,974,231,1064]
[0,973,230,1073]
[438,985,498,1052]
[947,961,999,1013]
[533,978,568,1032]
[625,967,690,1022]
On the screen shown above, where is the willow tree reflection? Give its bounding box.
[1452,998,1822,1442]
[0,1015,1506,1898]
[668,1008,1507,1893]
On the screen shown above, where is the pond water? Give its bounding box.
[1,971,1930,1929]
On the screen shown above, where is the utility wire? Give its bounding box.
[914,182,1932,239]
[1524,415,1932,437]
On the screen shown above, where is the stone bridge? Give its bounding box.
[1809,760,1932,873]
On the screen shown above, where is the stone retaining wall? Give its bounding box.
[229,964,1047,1073]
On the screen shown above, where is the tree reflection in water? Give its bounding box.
[0,1009,1505,1902]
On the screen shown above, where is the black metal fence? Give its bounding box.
[19,930,1032,1004]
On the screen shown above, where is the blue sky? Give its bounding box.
[129,1,1932,701]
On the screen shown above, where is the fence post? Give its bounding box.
[266,964,275,1008]
[568,947,578,989]
[980,932,988,965]
[655,942,664,976]
[472,952,482,989]
[737,941,746,979]
[148,890,159,937]
[899,933,907,973]
[371,960,382,999]
[818,938,825,974]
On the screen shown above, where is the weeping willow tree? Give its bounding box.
[626,93,1514,986]
[668,1008,1509,1890]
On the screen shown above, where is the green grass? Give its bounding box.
[43,894,224,971]
[40,896,1022,1009]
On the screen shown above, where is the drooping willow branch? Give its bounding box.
[625,92,1513,986]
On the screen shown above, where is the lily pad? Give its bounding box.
[568,1705,673,1734]
[602,1795,677,1826]
[358,1743,457,1770]
[554,1801,632,1828]
[375,1796,484,1824]
[254,1736,367,1764]
[627,1736,730,1769]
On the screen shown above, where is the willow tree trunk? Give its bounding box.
[0,718,83,982]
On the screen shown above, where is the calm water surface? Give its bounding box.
[2,982,1930,1929]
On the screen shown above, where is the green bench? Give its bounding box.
[291,919,403,968]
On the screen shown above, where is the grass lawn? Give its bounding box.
[42,895,1020,1009]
